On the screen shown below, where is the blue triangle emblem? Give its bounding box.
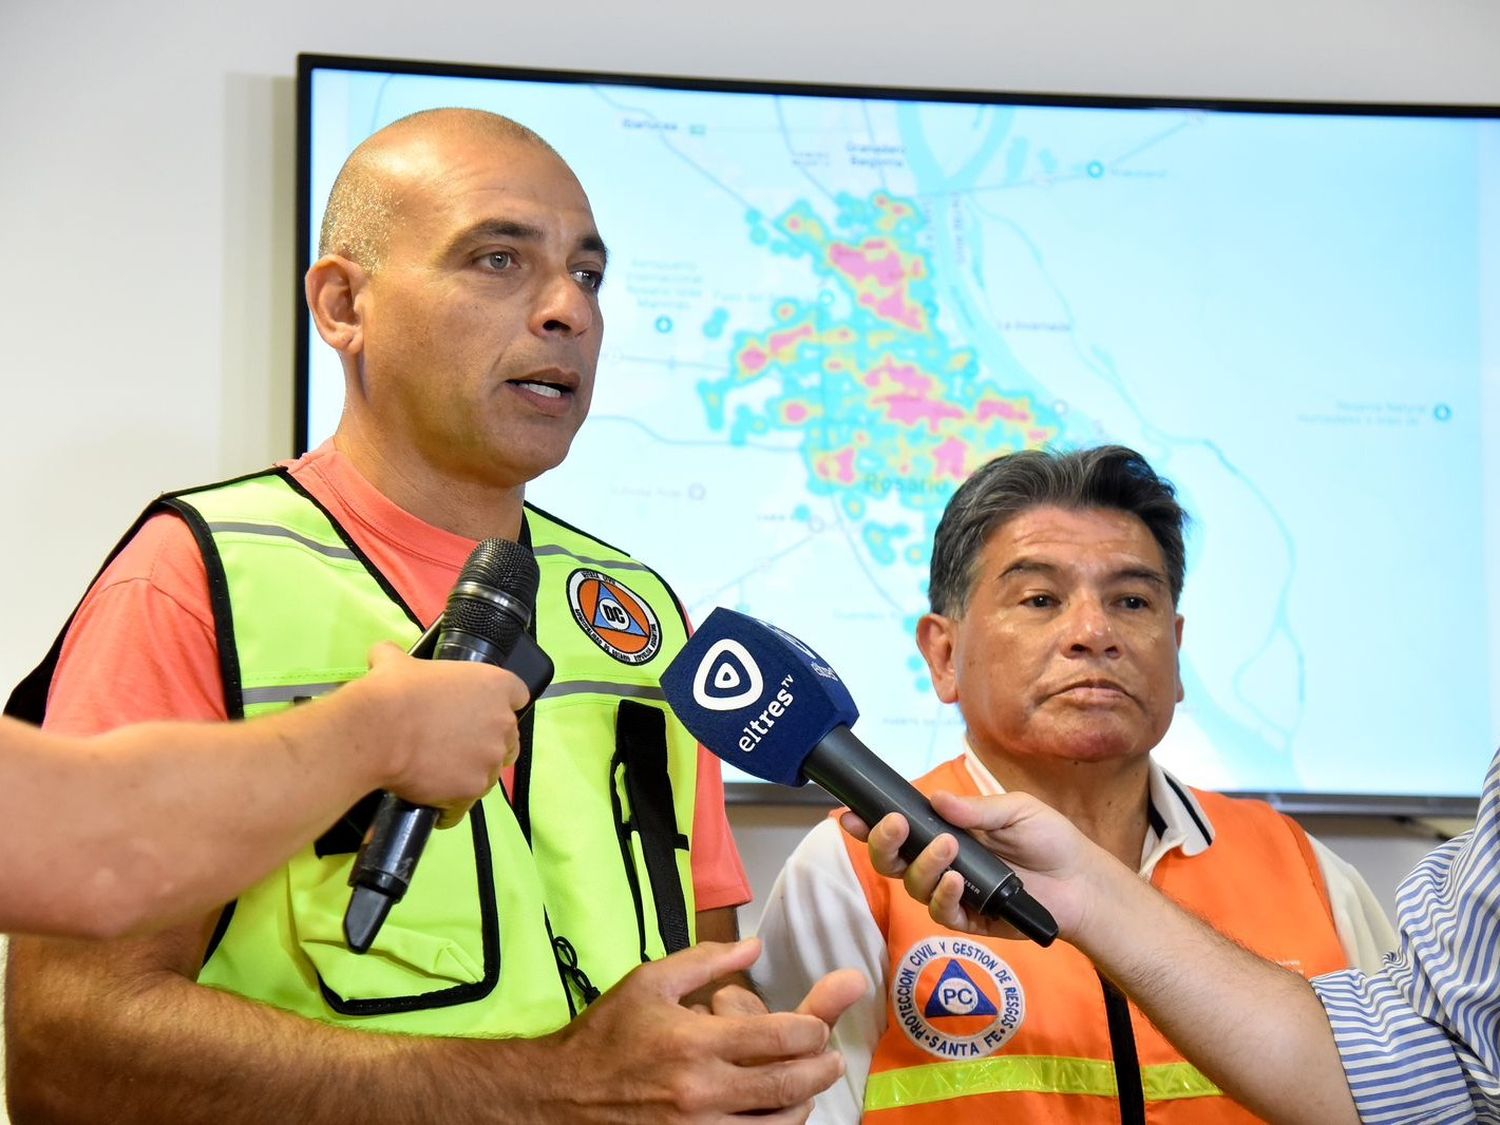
[593,590,646,636]
[923,959,998,1019]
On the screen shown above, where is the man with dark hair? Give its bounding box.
[755,443,1394,1123]
[5,107,861,1123]
[925,445,1188,615]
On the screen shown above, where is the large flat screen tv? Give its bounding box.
[297,53,1500,814]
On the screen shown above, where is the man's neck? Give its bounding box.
[971,746,1152,870]
[333,427,526,542]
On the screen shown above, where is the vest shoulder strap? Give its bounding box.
[1189,787,1334,920]
[175,470,423,719]
[524,501,690,632]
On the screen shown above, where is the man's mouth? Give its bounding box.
[1054,679,1130,701]
[506,369,579,408]
[513,380,566,399]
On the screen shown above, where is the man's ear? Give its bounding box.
[915,613,960,705]
[305,255,368,358]
[1174,613,1185,703]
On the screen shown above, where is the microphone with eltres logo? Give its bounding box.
[343,537,555,955]
[661,608,1057,946]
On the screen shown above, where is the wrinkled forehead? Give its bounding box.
[982,504,1168,575]
[372,127,596,235]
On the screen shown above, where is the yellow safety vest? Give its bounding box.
[16,469,699,1038]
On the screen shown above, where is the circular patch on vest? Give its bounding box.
[892,936,1026,1059]
[567,568,662,665]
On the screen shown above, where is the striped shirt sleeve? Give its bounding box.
[1311,748,1500,1124]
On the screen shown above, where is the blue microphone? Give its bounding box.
[661,608,1056,946]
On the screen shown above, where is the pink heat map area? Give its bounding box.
[709,189,1057,525]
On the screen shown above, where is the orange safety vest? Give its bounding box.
[844,757,1349,1123]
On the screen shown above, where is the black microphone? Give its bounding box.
[660,608,1057,946]
[343,537,544,954]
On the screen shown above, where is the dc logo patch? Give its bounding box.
[893,937,1025,1059]
[567,569,662,665]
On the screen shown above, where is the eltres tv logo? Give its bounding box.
[691,640,765,711]
[689,638,797,753]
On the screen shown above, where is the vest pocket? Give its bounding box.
[611,700,693,958]
[288,802,502,1015]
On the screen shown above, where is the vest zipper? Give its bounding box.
[1098,973,1146,1125]
[551,934,602,1007]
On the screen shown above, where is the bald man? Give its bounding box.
[5,109,861,1123]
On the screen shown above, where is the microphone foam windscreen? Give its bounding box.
[660,608,859,787]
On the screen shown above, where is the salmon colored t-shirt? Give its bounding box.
[43,443,751,911]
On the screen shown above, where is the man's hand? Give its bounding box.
[842,789,1112,943]
[345,642,529,827]
[700,966,869,1027]
[536,938,858,1123]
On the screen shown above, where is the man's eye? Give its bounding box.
[1119,595,1149,610]
[1024,594,1056,609]
[481,252,514,270]
[573,268,604,293]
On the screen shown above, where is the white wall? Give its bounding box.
[2,0,1498,1113]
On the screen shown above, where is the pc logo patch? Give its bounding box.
[567,569,662,665]
[893,937,1025,1059]
[691,639,765,711]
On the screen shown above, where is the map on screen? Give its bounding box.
[302,60,1500,806]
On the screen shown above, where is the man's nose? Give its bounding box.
[1062,597,1118,655]
[530,271,596,337]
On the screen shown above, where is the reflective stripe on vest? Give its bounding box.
[870,1062,1218,1116]
[866,1056,1222,1112]
[851,756,1350,1123]
[164,471,695,1038]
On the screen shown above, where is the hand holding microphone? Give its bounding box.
[352,643,528,827]
[855,786,1106,945]
[344,537,554,954]
[661,608,1057,946]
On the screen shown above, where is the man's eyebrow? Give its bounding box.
[998,559,1058,583]
[581,233,609,270]
[447,219,545,253]
[996,559,1169,588]
[446,220,609,268]
[1111,566,1169,589]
